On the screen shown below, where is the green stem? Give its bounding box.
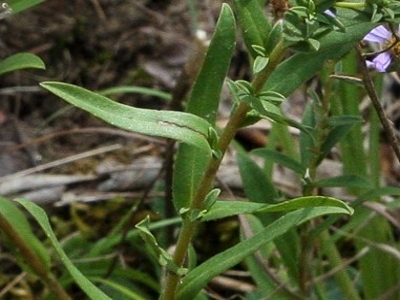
[0,216,71,300]
[161,217,196,299]
[335,2,366,9]
[161,40,287,300]
[161,101,251,300]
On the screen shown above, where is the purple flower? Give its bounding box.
[324,10,335,18]
[363,25,400,72]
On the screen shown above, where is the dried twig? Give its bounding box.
[0,272,27,298]
[0,144,123,183]
[5,127,164,152]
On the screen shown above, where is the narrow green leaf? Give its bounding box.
[251,148,306,175]
[246,101,312,133]
[317,115,362,164]
[8,0,45,14]
[310,187,400,238]
[40,82,212,154]
[185,4,236,124]
[299,104,315,168]
[314,175,372,188]
[87,217,181,257]
[90,277,147,300]
[98,86,171,101]
[0,197,50,272]
[237,152,279,204]
[173,4,235,210]
[357,187,400,203]
[0,53,45,76]
[135,217,187,276]
[357,216,400,299]
[252,45,266,56]
[15,199,112,300]
[327,115,362,126]
[245,254,291,299]
[177,206,352,299]
[241,215,291,300]
[258,90,286,105]
[201,196,353,221]
[265,19,284,54]
[244,94,282,116]
[232,0,272,58]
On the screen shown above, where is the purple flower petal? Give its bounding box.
[363,25,391,43]
[370,52,392,72]
[366,60,376,69]
[324,10,335,18]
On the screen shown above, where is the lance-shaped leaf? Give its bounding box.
[251,148,306,175]
[173,4,236,210]
[40,82,212,154]
[135,217,187,276]
[0,53,45,76]
[176,205,353,299]
[201,196,353,221]
[232,0,271,58]
[98,85,171,101]
[237,152,279,205]
[314,175,372,189]
[317,115,362,164]
[8,0,45,14]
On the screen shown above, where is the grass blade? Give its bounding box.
[15,198,112,300]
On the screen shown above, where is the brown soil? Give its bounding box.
[0,0,226,176]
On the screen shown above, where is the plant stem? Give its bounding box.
[335,2,365,9]
[356,45,400,164]
[161,101,251,300]
[0,216,71,300]
[311,62,362,300]
[161,40,287,300]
